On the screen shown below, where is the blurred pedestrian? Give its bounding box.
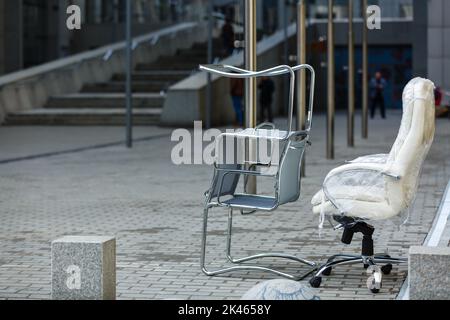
[221,18,235,56]
[259,77,275,123]
[370,71,387,119]
[230,78,244,127]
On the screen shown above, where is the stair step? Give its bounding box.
[175,49,222,57]
[112,71,193,82]
[136,55,209,70]
[191,39,223,51]
[82,81,170,93]
[157,55,209,64]
[135,62,202,71]
[6,108,161,126]
[45,93,165,109]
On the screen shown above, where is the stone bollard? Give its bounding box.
[52,236,116,300]
[409,246,450,300]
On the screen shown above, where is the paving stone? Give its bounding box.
[409,246,450,300]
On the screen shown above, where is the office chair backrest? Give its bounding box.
[277,139,306,205]
[385,77,435,212]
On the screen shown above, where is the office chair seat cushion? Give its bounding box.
[311,187,385,207]
[312,198,396,220]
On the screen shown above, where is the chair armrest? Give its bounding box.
[322,164,401,215]
[326,163,401,181]
[215,169,277,206]
[214,166,277,177]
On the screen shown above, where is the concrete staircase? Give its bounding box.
[6,40,223,126]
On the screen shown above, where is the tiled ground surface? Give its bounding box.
[0,112,448,300]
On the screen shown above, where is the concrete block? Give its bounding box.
[409,246,450,300]
[52,236,116,300]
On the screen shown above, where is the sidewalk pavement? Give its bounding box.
[0,111,448,300]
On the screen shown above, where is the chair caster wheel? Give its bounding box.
[309,276,322,288]
[367,267,382,294]
[322,267,332,276]
[364,264,369,269]
[381,264,393,275]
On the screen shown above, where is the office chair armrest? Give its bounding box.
[215,169,277,206]
[215,167,277,177]
[325,162,401,181]
[322,165,401,215]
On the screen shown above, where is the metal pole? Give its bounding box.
[205,0,213,129]
[327,0,335,159]
[125,0,133,148]
[347,0,355,147]
[362,0,369,139]
[297,0,307,176]
[245,0,257,194]
[297,0,307,131]
[283,0,289,116]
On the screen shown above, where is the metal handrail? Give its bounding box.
[199,63,315,134]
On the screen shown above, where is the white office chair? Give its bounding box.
[310,77,436,293]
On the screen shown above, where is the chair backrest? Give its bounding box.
[385,77,435,211]
[277,139,306,205]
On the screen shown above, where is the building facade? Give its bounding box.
[425,0,450,93]
[0,0,449,97]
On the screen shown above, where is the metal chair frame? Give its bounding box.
[199,64,317,280]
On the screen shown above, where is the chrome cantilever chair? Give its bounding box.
[310,77,436,293]
[199,64,317,280]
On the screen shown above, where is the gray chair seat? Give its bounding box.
[223,195,277,210]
